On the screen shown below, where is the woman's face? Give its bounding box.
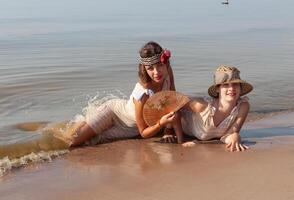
[218,83,241,102]
[144,62,168,83]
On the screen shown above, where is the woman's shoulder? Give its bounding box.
[130,82,153,101]
[239,97,250,109]
[186,96,209,113]
[238,96,250,108]
[190,96,210,104]
[236,96,250,116]
[239,96,249,102]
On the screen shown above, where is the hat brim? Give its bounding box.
[143,91,190,126]
[208,80,253,98]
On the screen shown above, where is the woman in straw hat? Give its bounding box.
[181,65,253,152]
[56,41,183,146]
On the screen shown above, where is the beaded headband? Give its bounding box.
[139,49,171,66]
[139,52,162,66]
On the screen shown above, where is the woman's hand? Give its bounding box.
[160,134,177,143]
[225,132,249,152]
[159,112,176,127]
[159,127,177,143]
[158,112,184,144]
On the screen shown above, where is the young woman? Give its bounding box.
[181,65,253,152]
[59,41,183,146]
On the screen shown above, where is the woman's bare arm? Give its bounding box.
[224,101,250,152]
[184,97,207,113]
[226,101,250,134]
[134,94,176,138]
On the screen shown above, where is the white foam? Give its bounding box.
[72,91,126,124]
[0,149,69,177]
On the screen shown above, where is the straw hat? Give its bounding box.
[208,65,253,98]
[143,91,189,126]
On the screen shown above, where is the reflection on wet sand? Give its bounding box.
[63,138,232,178]
[64,140,178,175]
[2,136,294,200]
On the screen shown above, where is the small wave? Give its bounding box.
[0,92,128,176]
[0,149,69,177]
[13,121,49,132]
[0,132,69,159]
[247,107,294,122]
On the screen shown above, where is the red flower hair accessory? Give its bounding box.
[160,50,171,64]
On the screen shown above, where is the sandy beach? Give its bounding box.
[1,112,294,200]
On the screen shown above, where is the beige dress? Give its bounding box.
[181,96,248,143]
[86,75,171,145]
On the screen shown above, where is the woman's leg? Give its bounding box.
[56,101,116,147]
[66,122,97,147]
[86,124,139,145]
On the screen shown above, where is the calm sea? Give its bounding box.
[1,0,294,145]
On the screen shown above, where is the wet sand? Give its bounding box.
[1,113,294,200]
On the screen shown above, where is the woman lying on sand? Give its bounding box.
[0,41,184,163]
[181,65,253,152]
[57,41,183,147]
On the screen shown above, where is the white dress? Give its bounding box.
[86,76,171,145]
[181,96,248,143]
